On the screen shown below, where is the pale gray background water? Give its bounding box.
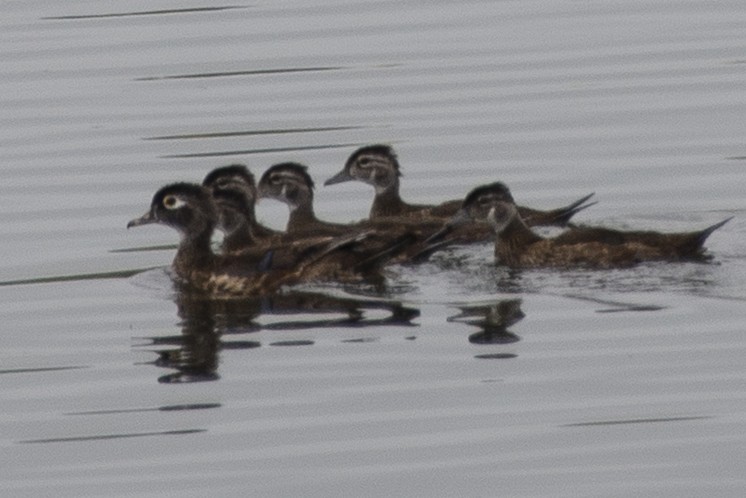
[2,1,745,497]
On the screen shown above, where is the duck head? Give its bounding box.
[325,144,401,193]
[127,182,217,239]
[258,162,315,211]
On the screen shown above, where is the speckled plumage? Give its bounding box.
[127,183,406,297]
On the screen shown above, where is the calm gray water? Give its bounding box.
[2,1,746,496]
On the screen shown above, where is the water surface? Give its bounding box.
[2,1,746,496]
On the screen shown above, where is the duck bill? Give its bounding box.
[324,169,353,186]
[127,210,156,229]
[425,209,471,243]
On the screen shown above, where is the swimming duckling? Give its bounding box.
[258,162,352,236]
[439,182,731,268]
[127,183,412,296]
[202,164,280,251]
[257,161,469,260]
[324,144,595,226]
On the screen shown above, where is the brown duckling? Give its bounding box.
[440,182,732,269]
[257,162,469,260]
[204,164,356,253]
[258,162,352,236]
[209,186,284,251]
[127,183,413,296]
[202,164,280,251]
[324,144,595,226]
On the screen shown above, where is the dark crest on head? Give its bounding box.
[261,162,315,190]
[346,144,401,175]
[212,186,251,211]
[462,182,515,207]
[153,182,211,207]
[202,164,255,188]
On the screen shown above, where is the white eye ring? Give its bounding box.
[163,195,187,210]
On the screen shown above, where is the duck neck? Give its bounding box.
[495,214,542,265]
[222,220,258,253]
[286,200,320,233]
[174,228,215,277]
[219,204,260,251]
[370,179,407,218]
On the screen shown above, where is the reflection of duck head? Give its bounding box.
[483,299,526,330]
[449,298,524,344]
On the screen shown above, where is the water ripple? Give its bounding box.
[145,125,365,141]
[18,429,205,445]
[160,142,361,159]
[41,6,247,21]
[136,66,343,82]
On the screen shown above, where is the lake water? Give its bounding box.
[2,1,746,496]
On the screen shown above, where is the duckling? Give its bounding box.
[258,162,352,236]
[204,164,352,252]
[441,182,731,268]
[202,164,280,251]
[324,144,595,226]
[209,186,281,251]
[257,162,470,260]
[127,183,412,296]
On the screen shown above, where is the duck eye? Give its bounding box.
[163,195,184,210]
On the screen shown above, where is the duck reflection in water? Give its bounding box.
[138,288,420,383]
[448,298,525,345]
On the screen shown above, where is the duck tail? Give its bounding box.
[694,216,733,248]
[673,216,734,258]
[550,192,597,226]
